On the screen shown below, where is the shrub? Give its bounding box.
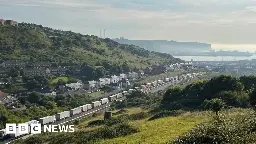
[173,111,256,144]
[129,112,150,120]
[112,109,128,116]
[87,120,105,127]
[148,110,184,121]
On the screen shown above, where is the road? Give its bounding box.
[3,97,127,144]
[3,74,202,144]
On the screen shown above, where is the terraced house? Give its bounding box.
[0,19,5,25]
[4,20,18,26]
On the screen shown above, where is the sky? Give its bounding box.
[1,0,256,51]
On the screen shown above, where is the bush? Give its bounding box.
[112,109,128,116]
[129,112,150,120]
[87,120,105,127]
[148,110,184,121]
[173,111,256,144]
[19,122,139,144]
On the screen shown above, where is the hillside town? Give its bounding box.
[0,59,194,111]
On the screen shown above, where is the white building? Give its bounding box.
[65,82,83,90]
[119,73,127,79]
[111,75,120,83]
[99,78,111,86]
[128,72,138,79]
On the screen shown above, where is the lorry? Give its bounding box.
[56,111,70,121]
[92,101,101,108]
[80,105,88,112]
[122,91,129,96]
[86,104,92,110]
[39,115,56,125]
[101,98,109,105]
[70,107,81,116]
[116,93,123,99]
[109,95,117,102]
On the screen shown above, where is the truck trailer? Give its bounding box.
[56,111,70,121]
[70,107,81,116]
[109,95,117,102]
[116,93,123,99]
[80,105,88,112]
[92,101,101,108]
[128,89,135,93]
[39,115,56,125]
[101,98,109,105]
[86,104,93,110]
[122,91,129,96]
[0,129,5,139]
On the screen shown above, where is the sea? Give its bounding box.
[174,55,256,62]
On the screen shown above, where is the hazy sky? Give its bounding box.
[1,0,256,50]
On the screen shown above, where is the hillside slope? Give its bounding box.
[0,23,181,70]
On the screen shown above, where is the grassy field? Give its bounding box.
[97,110,209,144]
[73,107,209,144]
[88,91,105,97]
[50,76,69,85]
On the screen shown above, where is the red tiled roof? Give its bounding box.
[0,90,7,99]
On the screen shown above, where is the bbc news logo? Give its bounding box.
[6,123,75,135]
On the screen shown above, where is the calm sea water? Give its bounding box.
[174,55,256,61]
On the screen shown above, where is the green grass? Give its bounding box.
[88,91,104,97]
[50,76,69,84]
[97,110,209,144]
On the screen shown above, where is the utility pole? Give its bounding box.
[100,30,102,38]
[104,29,106,38]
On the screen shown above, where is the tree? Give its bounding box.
[249,88,256,111]
[240,75,256,91]
[202,98,225,115]
[27,92,43,104]
[57,79,66,86]
[162,87,182,104]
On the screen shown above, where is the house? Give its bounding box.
[0,19,5,25]
[5,20,18,26]
[84,80,99,91]
[181,63,193,70]
[0,69,8,77]
[65,82,83,90]
[23,68,47,76]
[128,72,138,79]
[143,67,153,75]
[39,89,57,96]
[28,62,51,67]
[111,75,120,83]
[138,70,144,76]
[0,90,8,104]
[2,60,27,68]
[49,67,67,75]
[99,78,111,87]
[119,73,127,79]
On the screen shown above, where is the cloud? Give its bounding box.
[1,0,256,44]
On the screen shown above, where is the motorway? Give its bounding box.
[3,104,112,144]
[3,97,127,144]
[2,75,201,144]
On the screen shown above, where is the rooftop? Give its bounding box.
[0,90,8,99]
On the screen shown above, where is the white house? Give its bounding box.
[44,91,57,96]
[65,82,83,90]
[111,75,120,83]
[128,72,138,79]
[119,73,127,79]
[99,78,111,86]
